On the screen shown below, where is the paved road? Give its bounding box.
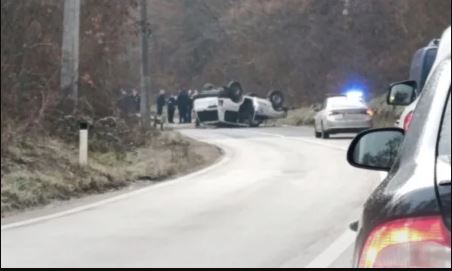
[1,126,381,268]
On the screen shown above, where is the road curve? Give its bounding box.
[1,127,381,268]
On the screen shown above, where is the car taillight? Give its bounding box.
[359,216,451,268]
[403,111,414,130]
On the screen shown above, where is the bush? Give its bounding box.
[276,107,316,126]
[368,95,404,128]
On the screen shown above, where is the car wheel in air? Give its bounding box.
[227,81,243,103]
[267,90,285,111]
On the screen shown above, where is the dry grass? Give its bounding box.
[1,131,221,216]
[274,107,317,126]
[368,95,404,128]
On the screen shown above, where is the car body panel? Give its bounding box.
[314,97,373,134]
[353,54,451,267]
[396,27,450,128]
[194,96,286,127]
[253,98,286,118]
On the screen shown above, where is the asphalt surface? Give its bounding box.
[1,126,381,268]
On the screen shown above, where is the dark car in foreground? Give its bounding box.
[347,38,451,268]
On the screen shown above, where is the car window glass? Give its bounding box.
[327,97,365,109]
[420,48,438,89]
[438,92,451,164]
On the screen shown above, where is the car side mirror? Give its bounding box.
[347,128,405,172]
[387,80,418,106]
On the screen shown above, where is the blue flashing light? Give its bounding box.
[346,89,364,100]
[342,79,369,101]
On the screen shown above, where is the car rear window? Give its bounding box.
[438,92,451,164]
[327,97,366,109]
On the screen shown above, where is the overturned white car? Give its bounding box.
[194,81,287,127]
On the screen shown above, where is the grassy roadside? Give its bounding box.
[0,131,221,217]
[276,107,317,127]
[368,95,404,128]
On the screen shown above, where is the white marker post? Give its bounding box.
[79,121,89,166]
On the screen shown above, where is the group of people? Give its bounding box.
[118,87,199,124]
[157,89,199,124]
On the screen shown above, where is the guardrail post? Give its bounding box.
[79,121,89,166]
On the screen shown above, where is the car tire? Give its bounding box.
[267,90,285,111]
[321,123,330,139]
[315,130,321,138]
[226,81,243,103]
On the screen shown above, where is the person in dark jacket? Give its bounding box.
[186,90,194,123]
[167,94,177,124]
[156,89,166,116]
[177,90,189,123]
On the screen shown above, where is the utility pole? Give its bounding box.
[61,0,81,106]
[342,0,351,16]
[139,0,151,130]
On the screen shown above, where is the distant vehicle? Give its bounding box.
[391,27,450,130]
[313,96,373,139]
[348,33,451,268]
[193,81,287,127]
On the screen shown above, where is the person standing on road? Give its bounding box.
[156,89,167,116]
[177,90,188,124]
[186,89,194,123]
[167,94,177,124]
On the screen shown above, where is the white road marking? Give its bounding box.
[302,230,356,268]
[250,129,356,268]
[291,137,348,151]
[1,147,231,231]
